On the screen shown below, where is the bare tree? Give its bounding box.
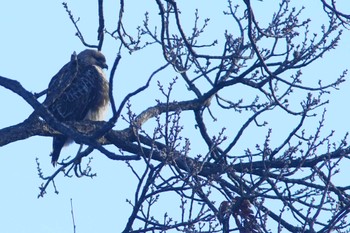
[1,0,350,232]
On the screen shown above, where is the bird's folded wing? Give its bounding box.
[48,68,98,121]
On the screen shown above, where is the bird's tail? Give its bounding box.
[51,136,67,166]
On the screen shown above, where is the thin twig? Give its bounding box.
[70,198,77,233]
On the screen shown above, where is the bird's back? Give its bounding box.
[48,65,108,121]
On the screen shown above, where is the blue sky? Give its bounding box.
[1,1,350,232]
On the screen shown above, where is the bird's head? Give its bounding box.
[77,49,108,69]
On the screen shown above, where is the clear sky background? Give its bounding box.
[1,1,350,233]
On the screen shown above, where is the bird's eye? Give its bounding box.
[96,55,106,63]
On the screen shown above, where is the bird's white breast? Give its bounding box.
[84,65,109,121]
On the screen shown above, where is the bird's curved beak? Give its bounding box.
[102,63,108,70]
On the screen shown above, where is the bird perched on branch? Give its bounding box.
[44,49,109,166]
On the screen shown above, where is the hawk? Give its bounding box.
[44,49,109,166]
